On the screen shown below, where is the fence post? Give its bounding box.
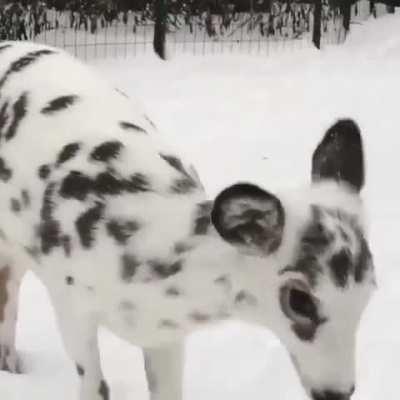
[312,0,322,49]
[153,0,167,59]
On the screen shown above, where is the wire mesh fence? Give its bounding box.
[0,1,396,60]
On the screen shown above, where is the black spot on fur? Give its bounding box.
[158,319,179,329]
[93,171,124,195]
[355,236,372,283]
[38,164,51,180]
[40,219,60,254]
[90,141,123,162]
[115,88,128,98]
[329,248,352,288]
[76,364,84,376]
[214,275,232,291]
[194,201,213,235]
[0,49,55,92]
[21,190,30,208]
[66,276,74,285]
[62,235,72,257]
[0,158,12,182]
[174,241,193,254]
[106,219,139,245]
[10,198,21,213]
[57,142,81,165]
[150,260,183,279]
[24,245,40,262]
[171,177,198,194]
[160,154,199,194]
[165,286,181,297]
[0,101,9,136]
[234,290,258,306]
[119,121,147,134]
[41,182,56,221]
[126,173,151,192]
[75,202,104,248]
[121,254,140,281]
[41,95,79,114]
[98,380,109,400]
[60,171,93,201]
[4,92,28,141]
[188,311,211,323]
[119,300,135,310]
[39,182,61,254]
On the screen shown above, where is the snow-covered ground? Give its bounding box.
[2,12,400,400]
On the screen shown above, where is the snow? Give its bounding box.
[2,12,400,400]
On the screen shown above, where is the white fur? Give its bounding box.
[0,42,375,400]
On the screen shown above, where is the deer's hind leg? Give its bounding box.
[0,260,24,373]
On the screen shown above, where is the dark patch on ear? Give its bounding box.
[10,198,21,213]
[4,92,28,141]
[57,142,81,165]
[38,164,51,180]
[193,201,213,235]
[312,119,364,192]
[0,158,12,182]
[41,95,79,114]
[106,219,140,245]
[329,248,352,288]
[75,202,104,248]
[292,323,317,342]
[121,254,140,281]
[60,171,93,201]
[211,183,284,253]
[188,311,211,323]
[119,121,147,133]
[0,49,55,92]
[90,141,123,162]
[65,276,74,285]
[98,380,109,400]
[76,364,84,376]
[150,260,183,279]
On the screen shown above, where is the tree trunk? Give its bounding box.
[312,0,322,50]
[387,5,395,13]
[153,0,167,60]
[370,0,377,18]
[341,1,351,33]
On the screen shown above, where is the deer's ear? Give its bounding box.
[211,183,285,255]
[312,119,365,192]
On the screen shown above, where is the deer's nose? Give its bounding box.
[311,388,354,400]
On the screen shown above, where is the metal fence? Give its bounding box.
[0,1,396,59]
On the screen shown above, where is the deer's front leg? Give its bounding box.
[144,342,184,400]
[55,304,107,400]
